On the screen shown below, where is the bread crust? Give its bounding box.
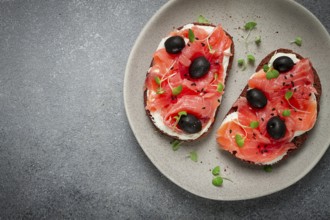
[144,23,234,141]
[225,48,321,164]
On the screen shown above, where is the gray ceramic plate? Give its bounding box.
[124,0,330,200]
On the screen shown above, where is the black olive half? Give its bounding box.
[273,56,295,73]
[267,116,286,139]
[189,56,210,79]
[178,114,202,134]
[246,88,268,109]
[164,36,185,54]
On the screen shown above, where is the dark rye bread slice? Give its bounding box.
[144,23,235,141]
[224,48,321,164]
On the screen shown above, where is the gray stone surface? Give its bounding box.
[0,0,329,219]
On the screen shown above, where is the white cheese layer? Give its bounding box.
[150,24,231,140]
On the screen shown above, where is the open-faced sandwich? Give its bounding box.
[216,49,321,165]
[144,23,234,141]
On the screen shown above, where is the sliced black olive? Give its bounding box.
[273,56,295,73]
[189,56,210,79]
[246,88,267,109]
[164,36,185,54]
[178,114,202,134]
[267,116,286,139]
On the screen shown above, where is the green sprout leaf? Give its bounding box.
[171,140,182,151]
[238,58,245,66]
[255,35,261,45]
[235,134,244,147]
[189,151,198,162]
[266,69,279,80]
[244,21,257,30]
[154,76,161,85]
[212,176,223,186]
[212,166,220,176]
[282,109,291,117]
[291,36,302,46]
[285,90,293,100]
[217,83,224,93]
[188,29,195,43]
[238,58,246,70]
[250,121,259,129]
[247,54,255,64]
[197,15,209,24]
[156,87,165,94]
[263,64,270,72]
[263,165,273,172]
[172,85,183,96]
[178,111,187,116]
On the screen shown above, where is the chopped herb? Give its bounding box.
[173,111,187,126]
[266,69,279,80]
[188,29,195,43]
[172,85,183,96]
[217,83,224,93]
[235,134,244,147]
[189,151,198,162]
[171,140,182,151]
[212,166,220,176]
[247,54,255,64]
[285,90,293,100]
[154,76,161,85]
[212,176,223,186]
[282,109,291,117]
[197,15,210,24]
[291,36,302,46]
[263,165,272,172]
[255,35,261,44]
[156,87,165,94]
[238,58,246,70]
[244,21,257,30]
[250,121,259,129]
[263,64,270,72]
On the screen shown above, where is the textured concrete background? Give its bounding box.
[0,0,329,219]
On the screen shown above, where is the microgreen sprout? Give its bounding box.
[235,134,245,147]
[211,165,232,187]
[247,54,255,64]
[217,83,224,93]
[263,165,273,172]
[212,166,220,176]
[173,111,187,127]
[156,87,165,94]
[197,15,210,24]
[212,176,223,186]
[189,151,198,162]
[291,36,302,46]
[285,90,293,100]
[238,58,246,70]
[172,85,182,96]
[266,69,279,80]
[255,35,261,45]
[250,121,259,129]
[188,29,195,43]
[282,109,291,117]
[171,139,182,151]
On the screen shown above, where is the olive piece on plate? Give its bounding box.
[178,114,202,134]
[246,88,268,109]
[189,56,211,79]
[273,56,295,73]
[164,36,185,54]
[267,116,286,139]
